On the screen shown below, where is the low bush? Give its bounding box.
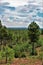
[20,52,26,58]
[30,50,37,56]
[14,51,20,58]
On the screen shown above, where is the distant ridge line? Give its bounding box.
[7,27,28,30]
[7,27,43,30]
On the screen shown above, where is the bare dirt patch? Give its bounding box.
[11,58,42,65]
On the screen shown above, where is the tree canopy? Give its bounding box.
[28,21,40,55]
[28,21,40,43]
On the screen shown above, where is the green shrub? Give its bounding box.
[14,51,20,58]
[14,43,29,58]
[30,50,37,56]
[35,41,42,48]
[14,51,26,58]
[20,52,26,58]
[5,46,14,61]
[38,52,43,65]
[0,51,2,60]
[14,43,29,52]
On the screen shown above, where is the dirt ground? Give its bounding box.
[10,58,42,65]
[0,47,42,65]
[0,58,42,65]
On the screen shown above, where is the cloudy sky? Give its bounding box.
[0,0,43,28]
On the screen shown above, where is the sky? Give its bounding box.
[0,0,43,28]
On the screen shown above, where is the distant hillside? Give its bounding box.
[7,27,27,30]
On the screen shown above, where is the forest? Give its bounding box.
[0,20,43,65]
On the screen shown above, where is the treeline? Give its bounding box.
[0,20,43,64]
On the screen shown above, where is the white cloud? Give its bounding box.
[28,0,43,5]
[0,0,43,28]
[0,0,28,7]
[2,21,28,28]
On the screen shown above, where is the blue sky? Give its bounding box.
[0,0,43,28]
